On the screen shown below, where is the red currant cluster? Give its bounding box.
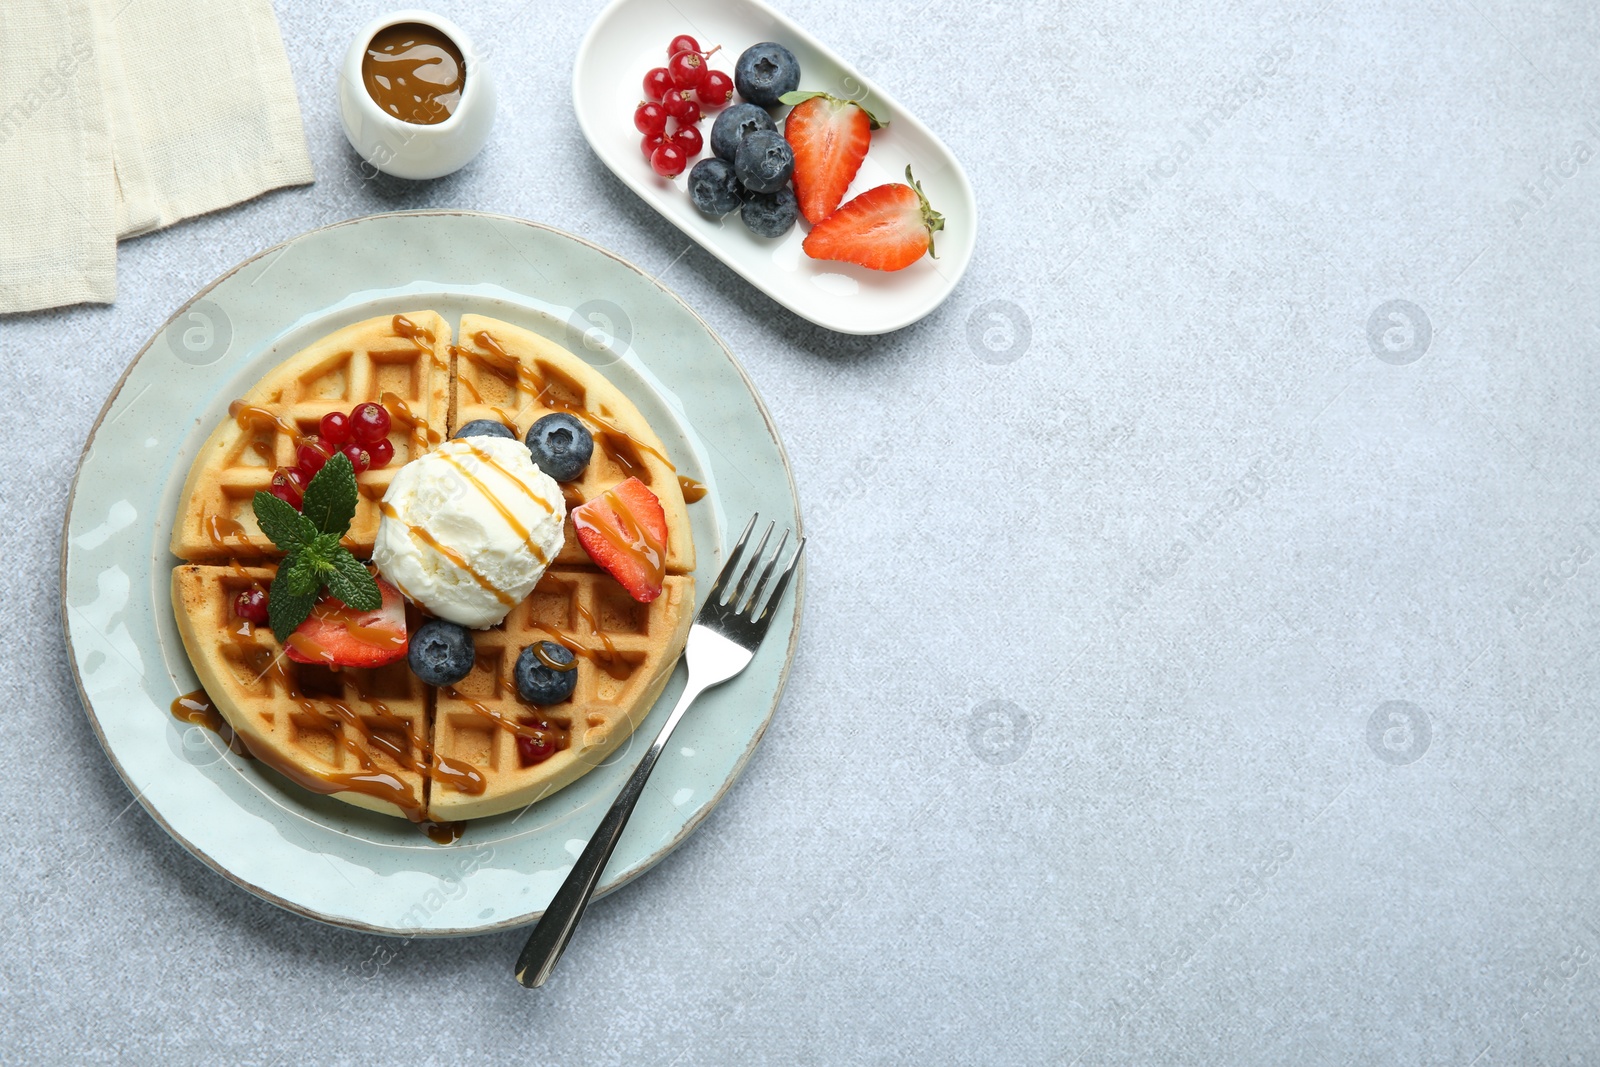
[634,33,732,178]
[268,401,395,508]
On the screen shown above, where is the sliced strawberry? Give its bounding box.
[784,92,876,224]
[573,477,669,603]
[284,578,409,667]
[801,166,945,272]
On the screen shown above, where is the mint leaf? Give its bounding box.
[325,549,382,611]
[253,490,316,551]
[284,553,323,598]
[300,451,359,536]
[268,560,318,642]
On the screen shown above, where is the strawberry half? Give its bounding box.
[782,91,881,224]
[284,577,409,667]
[573,477,669,603]
[801,166,945,272]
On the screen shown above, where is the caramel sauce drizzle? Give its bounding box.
[379,501,514,606]
[677,475,707,503]
[530,621,630,680]
[533,644,578,672]
[229,401,299,441]
[381,389,441,455]
[460,330,675,483]
[204,514,251,552]
[443,684,572,742]
[436,446,552,566]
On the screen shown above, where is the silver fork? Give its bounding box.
[515,514,804,988]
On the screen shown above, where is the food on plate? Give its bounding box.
[514,641,580,705]
[573,477,670,603]
[632,32,737,180]
[733,42,800,106]
[802,166,945,271]
[169,312,698,824]
[408,617,476,686]
[373,436,567,629]
[525,411,595,482]
[688,158,743,217]
[741,186,799,238]
[734,129,794,194]
[710,102,776,163]
[781,90,885,224]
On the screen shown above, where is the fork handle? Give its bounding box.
[515,673,709,988]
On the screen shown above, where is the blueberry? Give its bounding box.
[734,130,794,194]
[408,618,475,686]
[734,42,800,107]
[525,412,594,482]
[688,158,743,217]
[514,642,578,704]
[454,419,514,440]
[710,103,776,163]
[740,185,799,238]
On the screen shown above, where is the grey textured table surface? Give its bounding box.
[7,0,1600,1062]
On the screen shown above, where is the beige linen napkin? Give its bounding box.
[0,0,314,314]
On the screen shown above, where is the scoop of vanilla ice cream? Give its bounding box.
[373,437,566,628]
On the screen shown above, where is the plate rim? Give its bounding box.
[59,209,806,936]
[571,0,978,336]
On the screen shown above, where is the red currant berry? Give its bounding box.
[667,34,700,59]
[661,89,700,125]
[296,434,333,477]
[349,402,390,445]
[319,410,350,445]
[642,67,673,101]
[697,69,734,108]
[270,466,306,507]
[668,50,707,89]
[641,132,666,158]
[367,437,395,468]
[341,444,372,473]
[516,731,555,766]
[633,101,668,137]
[233,586,270,625]
[673,123,703,158]
[651,140,688,177]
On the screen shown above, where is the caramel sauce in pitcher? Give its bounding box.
[363,23,466,125]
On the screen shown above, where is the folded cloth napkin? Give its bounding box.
[0,0,314,314]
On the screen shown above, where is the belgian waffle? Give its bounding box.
[430,568,695,820]
[168,312,697,823]
[172,564,431,820]
[169,311,451,561]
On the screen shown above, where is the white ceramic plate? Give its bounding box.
[573,0,976,335]
[61,212,803,936]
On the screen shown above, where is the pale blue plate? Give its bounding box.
[61,212,803,936]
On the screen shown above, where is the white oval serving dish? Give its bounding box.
[573,0,977,335]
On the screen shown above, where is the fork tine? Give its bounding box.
[728,521,774,608]
[740,528,790,617]
[754,537,804,624]
[706,513,757,603]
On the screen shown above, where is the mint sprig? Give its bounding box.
[252,452,381,642]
